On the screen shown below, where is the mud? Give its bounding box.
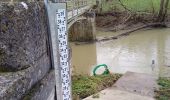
[95,12,170,32]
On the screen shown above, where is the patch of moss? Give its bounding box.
[72,74,122,99]
[0,49,30,72]
[155,77,170,100]
[0,50,11,72]
[0,49,9,72]
[0,49,4,60]
[0,66,10,72]
[0,66,20,72]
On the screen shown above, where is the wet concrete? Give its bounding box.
[83,72,157,100]
[84,88,154,100]
[114,72,158,97]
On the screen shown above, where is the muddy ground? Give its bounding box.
[95,12,170,32]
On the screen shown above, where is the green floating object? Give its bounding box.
[93,64,110,76]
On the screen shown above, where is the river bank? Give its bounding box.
[70,27,170,99]
[95,0,170,32]
[155,77,170,100]
[72,74,122,100]
[95,12,170,32]
[71,7,170,100]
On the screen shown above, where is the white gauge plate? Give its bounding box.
[56,9,71,100]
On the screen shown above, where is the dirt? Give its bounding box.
[95,12,170,32]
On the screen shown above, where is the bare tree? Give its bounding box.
[163,0,170,20]
[157,0,169,22]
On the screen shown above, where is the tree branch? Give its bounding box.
[118,0,132,13]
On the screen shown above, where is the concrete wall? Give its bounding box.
[0,1,55,100]
[0,0,41,2]
[68,14,96,42]
[0,1,49,71]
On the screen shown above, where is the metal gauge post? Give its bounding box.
[45,2,72,100]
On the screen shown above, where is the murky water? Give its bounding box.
[70,28,170,77]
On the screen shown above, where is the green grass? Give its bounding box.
[72,74,122,99]
[101,0,170,13]
[155,77,170,100]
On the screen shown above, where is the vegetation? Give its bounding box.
[157,0,170,22]
[100,0,170,23]
[0,49,9,72]
[96,0,170,31]
[72,74,122,99]
[155,77,170,100]
[0,67,10,72]
[101,0,170,14]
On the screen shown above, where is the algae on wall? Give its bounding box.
[0,49,6,72]
[0,49,4,71]
[0,48,17,72]
[0,49,4,62]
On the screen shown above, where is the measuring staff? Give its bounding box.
[44,0,72,100]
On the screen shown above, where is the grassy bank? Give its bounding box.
[155,78,170,100]
[72,74,122,99]
[101,0,170,14]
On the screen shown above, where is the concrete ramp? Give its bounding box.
[83,72,158,100]
[84,88,154,100]
[114,72,158,97]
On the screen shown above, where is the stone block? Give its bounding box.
[0,2,49,71]
[0,54,51,100]
[23,70,55,100]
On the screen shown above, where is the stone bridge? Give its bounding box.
[0,0,96,100]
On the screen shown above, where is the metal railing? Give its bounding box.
[48,0,96,11]
[47,0,96,21]
[66,0,96,11]
[66,0,96,21]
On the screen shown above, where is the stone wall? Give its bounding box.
[0,1,49,71]
[0,1,55,100]
[0,0,41,2]
[68,14,96,42]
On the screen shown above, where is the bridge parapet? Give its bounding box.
[66,0,96,21]
[66,0,96,11]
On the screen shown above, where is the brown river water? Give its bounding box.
[70,28,170,77]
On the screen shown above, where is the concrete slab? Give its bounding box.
[83,88,155,100]
[114,72,158,97]
[83,72,158,100]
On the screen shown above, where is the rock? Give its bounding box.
[0,2,52,100]
[0,2,49,71]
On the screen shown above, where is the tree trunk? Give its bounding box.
[162,0,170,21]
[157,0,165,22]
[157,0,169,22]
[150,0,155,14]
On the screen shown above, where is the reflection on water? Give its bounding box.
[70,28,170,77]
